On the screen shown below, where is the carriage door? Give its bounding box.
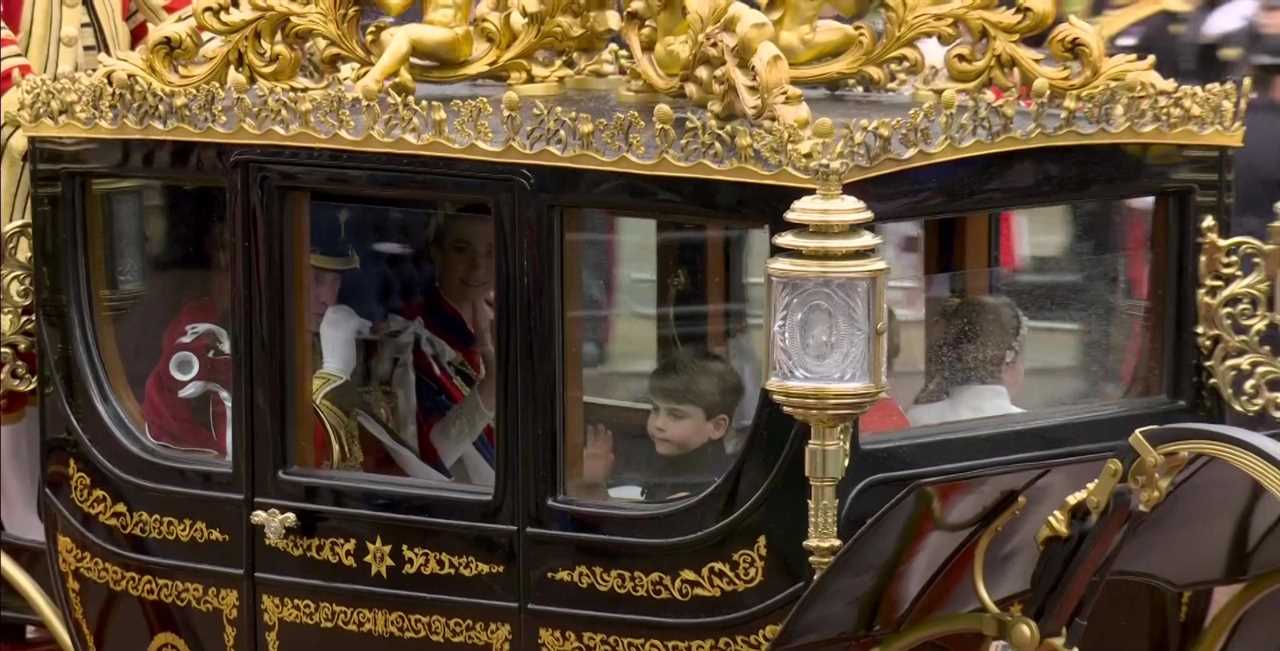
[246,163,523,649]
[36,170,249,651]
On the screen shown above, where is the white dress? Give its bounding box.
[905,385,1024,428]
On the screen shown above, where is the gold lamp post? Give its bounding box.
[765,134,888,576]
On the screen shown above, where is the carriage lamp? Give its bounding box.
[765,168,888,577]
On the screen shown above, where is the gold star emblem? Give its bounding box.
[363,535,395,579]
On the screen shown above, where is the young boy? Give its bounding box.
[581,349,746,501]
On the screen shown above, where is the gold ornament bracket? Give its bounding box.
[1196,210,1280,420]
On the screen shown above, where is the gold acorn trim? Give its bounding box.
[8,73,1247,190]
[67,459,231,544]
[545,535,765,600]
[401,544,505,577]
[56,533,240,651]
[536,623,780,651]
[261,593,512,650]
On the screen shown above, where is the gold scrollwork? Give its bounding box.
[265,534,359,567]
[67,459,231,544]
[402,544,504,577]
[1,218,36,400]
[56,533,240,651]
[546,535,766,600]
[147,632,193,651]
[536,624,780,651]
[261,593,512,650]
[1196,213,1280,420]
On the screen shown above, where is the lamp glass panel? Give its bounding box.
[769,275,874,387]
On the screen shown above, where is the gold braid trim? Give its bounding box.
[537,623,780,651]
[56,533,239,651]
[313,369,364,470]
[261,594,512,650]
[546,535,766,600]
[68,458,231,543]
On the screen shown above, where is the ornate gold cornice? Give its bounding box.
[56,533,240,651]
[68,459,232,544]
[8,73,1246,190]
[1196,212,1280,420]
[546,535,766,600]
[261,594,512,650]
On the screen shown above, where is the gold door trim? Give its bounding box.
[260,593,512,650]
[265,533,359,568]
[68,459,231,543]
[55,533,240,651]
[537,624,780,651]
[545,535,767,601]
[402,544,505,577]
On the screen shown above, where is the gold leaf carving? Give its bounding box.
[265,533,359,567]
[104,0,374,89]
[536,623,780,651]
[56,534,240,651]
[402,544,505,577]
[261,593,512,650]
[545,535,765,600]
[1196,215,1280,419]
[67,459,231,543]
[1,218,36,400]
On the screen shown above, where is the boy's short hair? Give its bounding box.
[649,350,745,421]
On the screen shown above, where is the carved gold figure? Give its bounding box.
[357,0,479,97]
[763,0,865,65]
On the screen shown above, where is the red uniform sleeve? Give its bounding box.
[1,18,34,96]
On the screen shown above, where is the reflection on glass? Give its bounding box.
[864,196,1168,436]
[563,210,767,504]
[293,196,496,491]
[88,180,232,462]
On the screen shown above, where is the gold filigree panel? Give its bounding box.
[261,594,512,651]
[1196,215,1280,419]
[546,536,766,600]
[56,533,240,651]
[1,218,36,401]
[537,624,780,651]
[402,544,505,577]
[68,459,231,543]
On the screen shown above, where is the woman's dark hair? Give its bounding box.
[430,202,493,250]
[913,295,1025,405]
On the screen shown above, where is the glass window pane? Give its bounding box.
[87,180,232,463]
[287,193,497,493]
[563,209,767,504]
[864,196,1169,438]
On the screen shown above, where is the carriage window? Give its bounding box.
[865,196,1170,438]
[562,209,768,503]
[286,193,498,492]
[87,180,232,463]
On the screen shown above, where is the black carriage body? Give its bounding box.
[21,134,1272,651]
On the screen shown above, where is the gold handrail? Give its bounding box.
[0,549,74,651]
